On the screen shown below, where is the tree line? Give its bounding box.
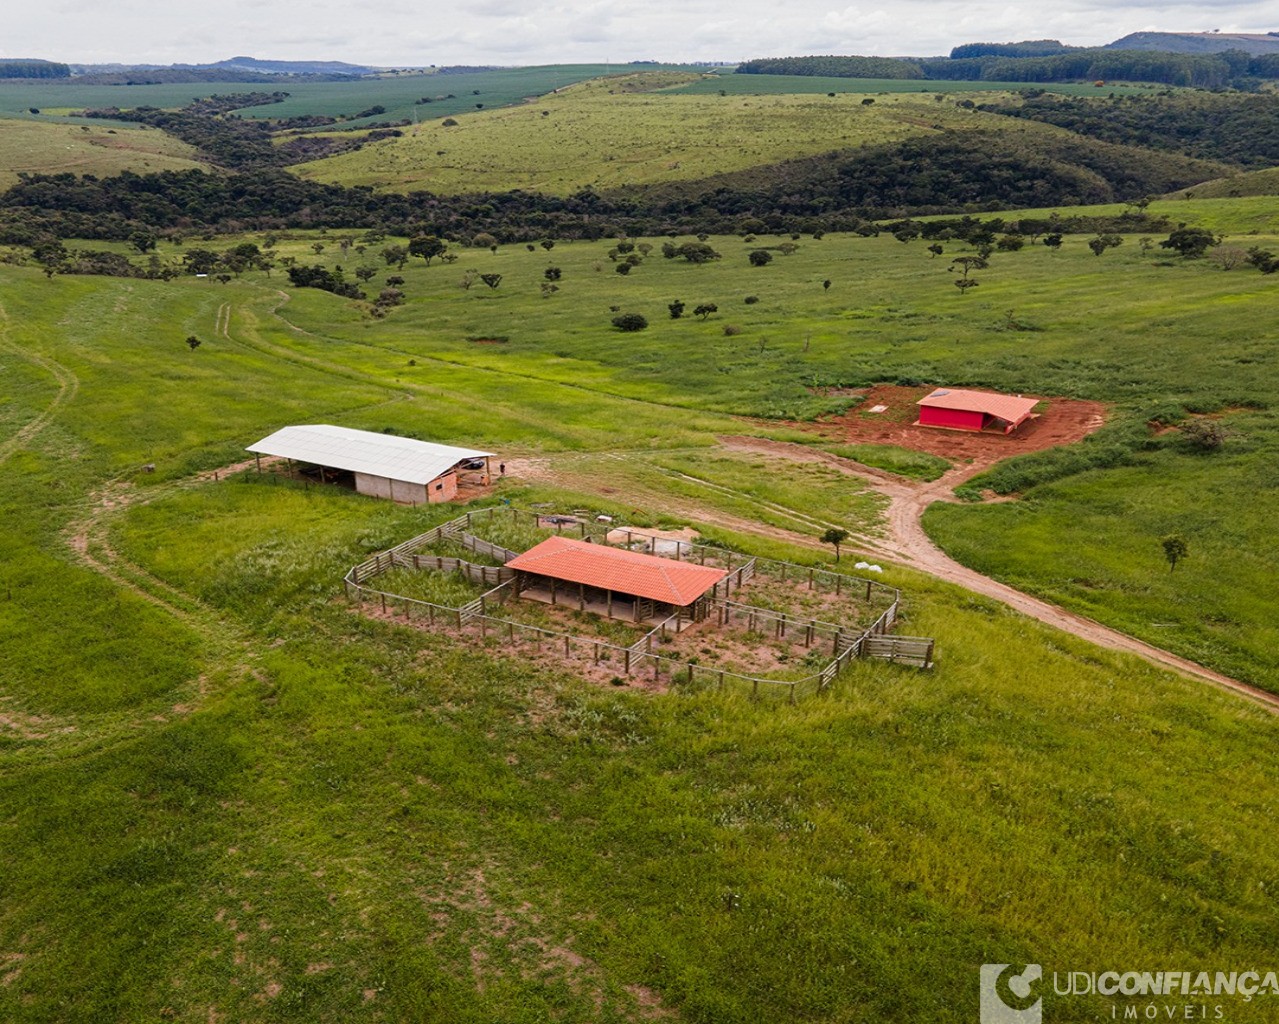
[977,92,1279,169]
[0,59,70,79]
[736,48,1279,88]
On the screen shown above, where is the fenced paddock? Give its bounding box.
[344,506,934,701]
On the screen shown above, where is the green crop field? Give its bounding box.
[292,73,1010,194]
[0,117,207,188]
[0,65,703,124]
[3,202,1279,1021]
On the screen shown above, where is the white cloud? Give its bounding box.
[8,0,1278,65]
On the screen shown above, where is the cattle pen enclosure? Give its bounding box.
[343,506,934,701]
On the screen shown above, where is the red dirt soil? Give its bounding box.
[797,385,1108,464]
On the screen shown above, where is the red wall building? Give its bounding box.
[916,388,1039,434]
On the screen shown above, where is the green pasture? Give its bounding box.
[0,117,206,189]
[2,215,1279,1019]
[292,78,992,195]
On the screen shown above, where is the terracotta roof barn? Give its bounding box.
[916,388,1040,435]
[247,424,493,504]
[506,536,727,607]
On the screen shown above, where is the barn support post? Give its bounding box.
[624,649,631,675]
[550,578,557,606]
[255,453,261,473]
[607,590,613,618]
[808,569,814,590]
[428,605,435,626]
[836,575,842,596]
[578,582,585,611]
[866,580,872,601]
[381,594,387,614]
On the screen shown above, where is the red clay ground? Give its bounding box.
[796,384,1108,466]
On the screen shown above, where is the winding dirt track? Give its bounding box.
[716,436,1279,714]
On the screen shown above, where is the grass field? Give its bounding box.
[292,75,1018,194]
[3,210,1279,1020]
[0,117,206,188]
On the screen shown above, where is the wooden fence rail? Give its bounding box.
[341,506,934,700]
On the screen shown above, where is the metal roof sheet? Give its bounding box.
[246,424,492,485]
[507,536,728,606]
[917,388,1039,424]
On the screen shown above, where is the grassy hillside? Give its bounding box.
[1,260,1278,1022]
[1167,167,1279,200]
[0,118,207,188]
[295,74,1199,198]
[292,76,961,194]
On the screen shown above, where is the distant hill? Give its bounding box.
[202,56,385,76]
[1107,31,1279,56]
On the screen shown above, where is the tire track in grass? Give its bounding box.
[0,299,80,467]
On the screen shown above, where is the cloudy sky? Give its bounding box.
[16,0,1278,66]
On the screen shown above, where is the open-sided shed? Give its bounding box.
[916,388,1039,435]
[506,536,728,625]
[247,424,493,504]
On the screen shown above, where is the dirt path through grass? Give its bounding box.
[716,436,1279,713]
[0,299,80,466]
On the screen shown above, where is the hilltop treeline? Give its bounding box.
[737,48,1279,88]
[949,40,1076,59]
[0,59,70,79]
[737,56,924,79]
[978,92,1279,168]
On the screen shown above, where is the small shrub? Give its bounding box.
[723,324,743,336]
[744,295,759,304]
[612,313,648,332]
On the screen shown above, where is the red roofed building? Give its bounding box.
[916,388,1039,435]
[507,536,728,624]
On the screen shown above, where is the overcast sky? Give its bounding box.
[15,0,1278,66]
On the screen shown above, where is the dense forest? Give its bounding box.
[978,92,1279,169]
[738,48,1279,88]
[0,59,70,79]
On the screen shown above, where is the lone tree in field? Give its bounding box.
[185,335,202,351]
[668,299,685,319]
[821,527,850,563]
[611,313,648,332]
[479,273,502,289]
[694,303,718,320]
[1161,535,1189,573]
[1160,227,1218,259]
[408,235,448,265]
[748,249,773,267]
[950,255,986,296]
[1088,233,1123,257]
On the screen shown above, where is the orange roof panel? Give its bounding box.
[507,536,727,606]
[917,388,1039,425]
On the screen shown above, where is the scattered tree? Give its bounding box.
[479,273,502,289]
[540,239,555,251]
[1161,535,1189,573]
[822,279,832,290]
[821,527,850,563]
[129,230,158,254]
[544,266,562,281]
[996,234,1025,251]
[1160,226,1218,259]
[926,243,944,258]
[1042,233,1063,249]
[1088,233,1123,256]
[185,335,202,351]
[382,245,408,269]
[408,235,447,265]
[748,249,773,267]
[668,300,685,319]
[611,313,648,331]
[355,266,377,283]
[693,303,718,320]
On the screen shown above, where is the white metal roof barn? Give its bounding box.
[247,424,494,505]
